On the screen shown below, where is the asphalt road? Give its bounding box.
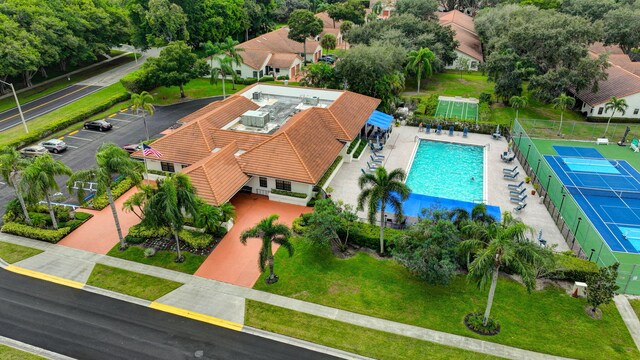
[0,98,219,215]
[0,85,103,132]
[0,269,335,360]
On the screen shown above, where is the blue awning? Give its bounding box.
[366,110,393,129]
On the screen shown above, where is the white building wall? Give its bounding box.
[145,159,189,173]
[244,176,313,196]
[583,92,640,119]
[445,51,481,71]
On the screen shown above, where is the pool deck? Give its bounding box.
[328,125,569,251]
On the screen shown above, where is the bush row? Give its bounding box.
[1,222,71,243]
[179,229,214,249]
[585,116,640,124]
[547,252,600,282]
[346,138,360,155]
[352,139,368,159]
[73,211,93,221]
[6,92,130,149]
[337,221,405,252]
[316,156,343,189]
[120,68,160,94]
[271,189,308,199]
[91,177,136,210]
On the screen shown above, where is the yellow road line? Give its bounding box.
[0,85,91,124]
[5,265,84,289]
[58,136,64,140]
[149,302,243,331]
[69,130,79,136]
[108,113,117,118]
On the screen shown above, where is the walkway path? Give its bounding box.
[1,233,576,360]
[614,295,640,350]
[194,193,311,287]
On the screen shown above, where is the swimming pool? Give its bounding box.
[405,140,485,203]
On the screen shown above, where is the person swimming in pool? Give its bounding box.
[470,177,475,181]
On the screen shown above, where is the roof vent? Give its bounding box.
[302,96,320,106]
[252,91,263,101]
[241,110,270,128]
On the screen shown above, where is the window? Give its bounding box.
[470,61,478,69]
[635,108,639,115]
[252,71,258,78]
[259,70,263,78]
[598,107,604,115]
[235,70,241,76]
[275,68,280,73]
[275,179,292,191]
[259,177,267,188]
[161,162,175,172]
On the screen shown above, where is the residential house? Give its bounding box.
[572,43,640,120]
[368,0,396,19]
[316,12,346,48]
[133,84,384,206]
[438,10,483,71]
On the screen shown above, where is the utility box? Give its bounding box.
[252,91,263,101]
[241,110,270,128]
[572,281,588,298]
[302,96,320,106]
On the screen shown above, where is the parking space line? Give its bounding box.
[58,137,65,140]
[69,130,79,136]
[67,135,93,141]
[108,118,131,122]
[108,113,117,118]
[66,145,79,149]
[51,153,63,157]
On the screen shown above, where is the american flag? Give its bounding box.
[142,144,163,158]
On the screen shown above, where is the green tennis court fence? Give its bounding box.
[519,118,640,142]
[511,119,640,295]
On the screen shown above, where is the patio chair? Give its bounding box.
[510,194,527,203]
[631,139,639,152]
[504,171,519,180]
[370,155,383,164]
[449,126,454,136]
[514,202,527,213]
[436,125,442,135]
[509,187,526,196]
[463,127,468,138]
[372,150,385,159]
[508,181,525,190]
[492,125,502,140]
[369,141,383,151]
[361,169,367,175]
[503,165,518,173]
[426,124,431,134]
[366,163,377,171]
[367,161,380,169]
[501,154,515,163]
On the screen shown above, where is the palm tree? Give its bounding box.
[219,202,237,223]
[196,203,222,235]
[0,147,33,225]
[552,93,575,136]
[131,91,155,141]
[210,57,236,99]
[462,212,543,326]
[240,214,294,284]
[145,173,200,262]
[205,37,243,99]
[603,96,628,137]
[509,95,528,128]
[406,48,436,94]
[22,154,72,229]
[122,183,154,220]
[67,143,142,250]
[357,167,411,254]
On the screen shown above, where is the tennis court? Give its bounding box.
[546,146,640,253]
[434,96,478,121]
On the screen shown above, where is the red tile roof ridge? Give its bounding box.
[283,132,316,183]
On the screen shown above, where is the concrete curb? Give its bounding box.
[0,335,75,360]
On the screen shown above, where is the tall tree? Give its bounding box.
[131,91,156,141]
[552,93,576,136]
[395,0,438,21]
[174,0,247,47]
[463,212,543,326]
[145,173,200,262]
[22,154,72,229]
[603,97,628,137]
[145,0,189,44]
[406,48,436,94]
[287,9,323,65]
[509,95,528,127]
[145,41,210,98]
[603,6,640,53]
[586,263,619,317]
[0,147,33,225]
[357,167,410,254]
[67,143,142,250]
[320,34,337,51]
[240,214,294,284]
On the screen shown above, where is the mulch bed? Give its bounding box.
[139,237,222,256]
[464,312,501,336]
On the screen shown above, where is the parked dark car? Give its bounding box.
[318,55,335,64]
[84,120,112,131]
[122,143,142,154]
[41,139,68,153]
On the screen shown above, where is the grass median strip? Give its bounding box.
[245,300,499,360]
[86,264,183,301]
[0,344,45,360]
[0,242,43,264]
[106,245,206,274]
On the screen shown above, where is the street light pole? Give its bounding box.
[0,80,28,133]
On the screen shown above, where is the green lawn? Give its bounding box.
[629,300,640,320]
[531,139,640,171]
[149,78,246,105]
[0,83,128,148]
[245,300,500,360]
[86,264,183,301]
[107,244,206,274]
[0,345,45,360]
[0,242,43,264]
[253,239,637,359]
[0,53,136,113]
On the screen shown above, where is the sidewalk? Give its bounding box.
[0,233,574,360]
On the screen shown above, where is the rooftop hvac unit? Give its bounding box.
[302,96,320,106]
[241,110,270,128]
[252,91,263,100]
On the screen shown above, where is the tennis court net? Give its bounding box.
[568,186,640,200]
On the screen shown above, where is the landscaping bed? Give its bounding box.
[107,244,206,274]
[125,223,224,256]
[0,242,43,264]
[87,264,183,301]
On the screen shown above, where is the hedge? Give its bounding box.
[346,137,360,155]
[271,189,308,198]
[316,156,343,188]
[546,252,600,282]
[586,116,640,123]
[91,177,136,210]
[277,75,289,80]
[423,94,438,116]
[127,223,170,239]
[259,76,274,82]
[242,77,258,85]
[6,92,130,149]
[62,219,84,231]
[74,211,93,221]
[120,68,159,94]
[352,139,368,158]
[179,229,214,249]
[1,222,71,243]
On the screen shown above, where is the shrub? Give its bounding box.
[144,248,157,258]
[120,68,159,93]
[292,217,307,234]
[127,223,170,239]
[546,252,600,282]
[73,211,93,221]
[346,138,360,155]
[479,92,492,104]
[179,229,214,249]
[337,221,404,251]
[124,234,145,244]
[27,212,49,228]
[259,76,274,82]
[316,156,343,188]
[277,75,289,80]
[271,189,308,198]
[243,77,258,85]
[423,94,439,116]
[1,222,71,243]
[91,177,136,210]
[479,102,492,122]
[352,139,368,158]
[62,219,84,231]
[212,227,227,238]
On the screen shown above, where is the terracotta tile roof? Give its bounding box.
[438,10,476,34]
[181,142,249,205]
[277,107,350,141]
[268,53,301,69]
[197,96,259,129]
[328,91,381,140]
[448,24,483,62]
[179,96,237,124]
[210,128,271,151]
[132,120,212,165]
[238,27,321,56]
[316,11,341,30]
[575,60,640,106]
[590,43,640,77]
[238,50,271,70]
[239,112,344,184]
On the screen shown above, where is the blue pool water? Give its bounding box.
[405,140,484,202]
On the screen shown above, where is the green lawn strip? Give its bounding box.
[0,54,136,113]
[86,263,183,301]
[0,344,45,360]
[531,139,640,171]
[629,300,640,319]
[149,78,246,105]
[0,242,43,264]
[253,239,637,359]
[0,83,128,147]
[245,300,499,360]
[107,244,206,274]
[86,100,134,121]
